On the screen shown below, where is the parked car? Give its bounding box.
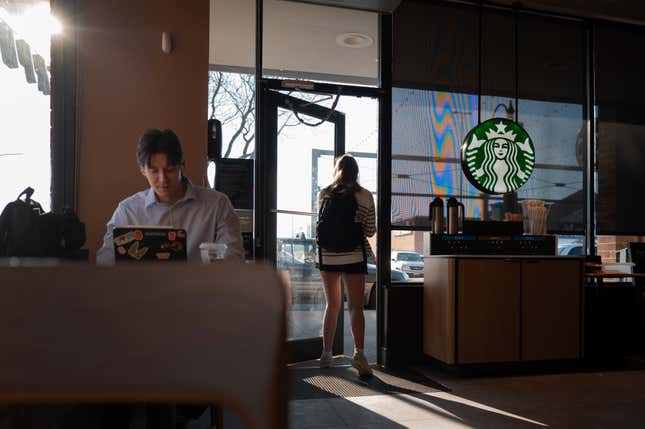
[278,239,410,308]
[559,244,583,256]
[391,250,424,278]
[276,237,319,282]
[363,263,410,309]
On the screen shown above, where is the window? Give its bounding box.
[396,252,423,262]
[595,22,645,236]
[391,4,585,235]
[0,2,58,211]
[206,70,256,187]
[208,70,256,160]
[392,88,584,233]
[390,231,426,283]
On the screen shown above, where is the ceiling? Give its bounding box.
[284,0,402,13]
[487,0,645,26]
[209,0,379,84]
[209,0,645,83]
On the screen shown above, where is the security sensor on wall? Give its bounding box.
[161,32,173,54]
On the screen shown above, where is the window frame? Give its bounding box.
[50,0,77,213]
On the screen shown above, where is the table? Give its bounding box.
[584,265,645,359]
[584,271,645,278]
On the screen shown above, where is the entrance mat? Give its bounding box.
[289,358,449,400]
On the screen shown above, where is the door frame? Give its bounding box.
[253,13,391,366]
[260,88,346,361]
[260,89,346,265]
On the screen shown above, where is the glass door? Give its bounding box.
[263,89,345,363]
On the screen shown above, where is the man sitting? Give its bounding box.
[97,129,243,265]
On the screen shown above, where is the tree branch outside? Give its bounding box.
[207,71,328,159]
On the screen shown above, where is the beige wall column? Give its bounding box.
[75,0,209,260]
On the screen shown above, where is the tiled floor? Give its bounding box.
[289,364,645,428]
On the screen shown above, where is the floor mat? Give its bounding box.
[289,357,449,400]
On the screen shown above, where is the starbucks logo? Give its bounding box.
[461,118,535,194]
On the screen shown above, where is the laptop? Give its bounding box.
[113,226,187,262]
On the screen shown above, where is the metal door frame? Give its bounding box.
[261,89,346,361]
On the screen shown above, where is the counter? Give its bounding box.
[423,255,584,366]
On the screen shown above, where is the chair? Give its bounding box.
[0,261,287,429]
[629,242,645,353]
[629,242,645,276]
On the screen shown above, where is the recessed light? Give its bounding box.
[336,32,374,48]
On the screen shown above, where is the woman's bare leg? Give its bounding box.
[321,271,342,353]
[342,272,366,350]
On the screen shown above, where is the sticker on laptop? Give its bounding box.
[127,241,149,260]
[161,241,184,252]
[114,231,136,246]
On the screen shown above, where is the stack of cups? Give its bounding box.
[520,200,550,235]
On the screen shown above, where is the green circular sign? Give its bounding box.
[461,118,535,194]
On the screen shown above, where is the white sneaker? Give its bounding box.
[352,352,373,377]
[319,352,333,368]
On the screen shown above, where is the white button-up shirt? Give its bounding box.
[96,183,244,265]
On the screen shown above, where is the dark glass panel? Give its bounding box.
[596,22,645,235]
[393,0,478,94]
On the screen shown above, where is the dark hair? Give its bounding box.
[328,154,361,195]
[136,129,184,170]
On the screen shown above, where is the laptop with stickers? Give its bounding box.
[113,226,187,262]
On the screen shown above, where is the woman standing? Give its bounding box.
[317,154,375,377]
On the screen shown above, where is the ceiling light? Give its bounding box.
[336,33,373,49]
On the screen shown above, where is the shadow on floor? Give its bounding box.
[290,357,645,428]
[289,356,449,401]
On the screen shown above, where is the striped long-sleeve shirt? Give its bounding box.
[318,187,376,265]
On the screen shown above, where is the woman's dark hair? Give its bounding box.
[328,154,361,195]
[136,129,184,170]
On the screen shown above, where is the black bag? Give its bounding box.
[0,187,86,257]
[316,189,363,252]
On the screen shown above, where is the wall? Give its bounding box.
[598,235,645,263]
[391,231,423,253]
[75,0,209,259]
[209,0,254,69]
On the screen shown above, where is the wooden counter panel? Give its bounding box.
[457,259,520,364]
[521,259,581,360]
[423,258,455,364]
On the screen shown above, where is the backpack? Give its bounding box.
[0,187,86,257]
[316,189,363,252]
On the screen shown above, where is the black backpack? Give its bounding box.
[316,189,363,252]
[0,187,86,257]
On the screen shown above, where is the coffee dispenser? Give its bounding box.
[429,197,444,234]
[447,197,465,234]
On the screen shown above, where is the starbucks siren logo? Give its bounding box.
[461,118,535,194]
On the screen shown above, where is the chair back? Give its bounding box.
[628,242,645,285]
[0,262,287,429]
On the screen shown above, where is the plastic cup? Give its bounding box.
[199,242,227,263]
